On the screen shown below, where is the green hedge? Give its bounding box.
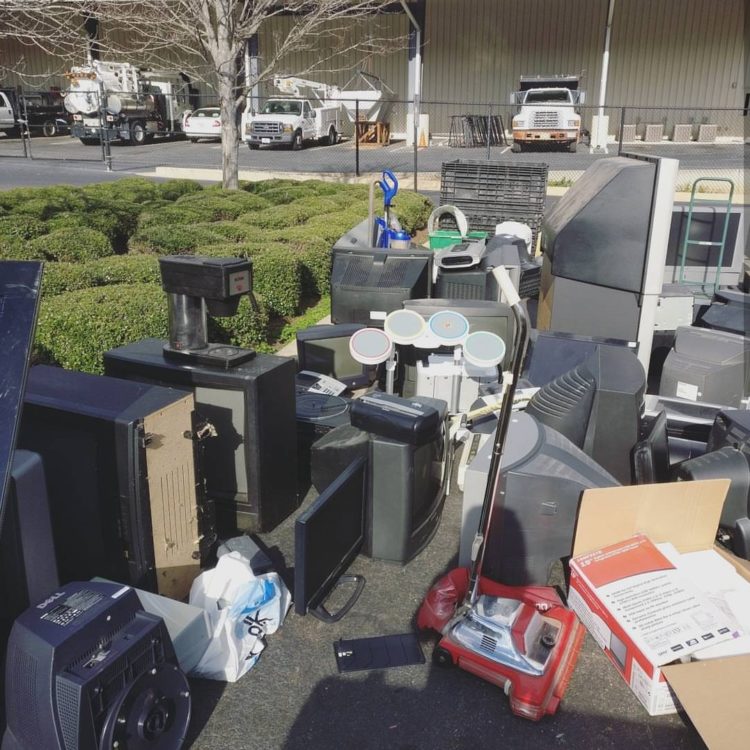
[25,227,113,262]
[247,246,303,316]
[42,254,161,296]
[0,215,48,241]
[35,282,271,373]
[129,223,229,254]
[35,283,171,373]
[157,179,205,201]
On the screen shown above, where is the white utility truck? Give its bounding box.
[63,60,195,145]
[509,75,585,153]
[243,77,341,150]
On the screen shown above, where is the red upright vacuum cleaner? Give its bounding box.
[417,266,585,721]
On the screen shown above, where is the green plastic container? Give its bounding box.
[428,229,488,251]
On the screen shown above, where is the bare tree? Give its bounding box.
[1,1,405,188]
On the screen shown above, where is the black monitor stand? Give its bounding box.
[310,575,366,624]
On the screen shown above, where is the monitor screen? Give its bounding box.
[296,324,371,388]
[294,458,366,620]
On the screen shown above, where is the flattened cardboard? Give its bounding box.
[572,478,750,741]
[573,479,730,557]
[662,655,750,750]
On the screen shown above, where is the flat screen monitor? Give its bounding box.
[296,323,372,389]
[294,457,366,622]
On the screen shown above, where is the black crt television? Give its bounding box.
[331,220,433,327]
[296,323,372,389]
[294,458,367,622]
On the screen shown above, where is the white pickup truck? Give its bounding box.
[510,75,585,153]
[242,77,341,150]
[0,91,16,133]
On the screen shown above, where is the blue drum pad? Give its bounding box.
[334,632,425,673]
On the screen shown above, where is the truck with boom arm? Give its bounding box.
[242,77,341,150]
[63,60,196,145]
[509,75,585,153]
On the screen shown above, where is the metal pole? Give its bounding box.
[98,81,112,171]
[413,96,419,192]
[618,106,626,154]
[486,103,492,160]
[19,89,31,159]
[592,0,616,153]
[355,99,360,177]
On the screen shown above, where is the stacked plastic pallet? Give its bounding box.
[439,159,549,251]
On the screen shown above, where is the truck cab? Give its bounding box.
[510,75,585,152]
[0,91,16,133]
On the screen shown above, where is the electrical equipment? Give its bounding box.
[17,365,204,600]
[350,392,449,564]
[294,458,367,622]
[296,392,351,498]
[697,289,750,336]
[653,284,696,331]
[400,299,514,399]
[104,338,298,535]
[331,219,433,326]
[296,323,372,389]
[659,326,749,408]
[632,406,671,484]
[2,580,190,750]
[708,409,750,452]
[159,254,256,368]
[435,235,540,302]
[538,154,679,373]
[461,412,619,580]
[525,345,646,483]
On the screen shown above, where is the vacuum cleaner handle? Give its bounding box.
[465,266,530,606]
[378,170,398,207]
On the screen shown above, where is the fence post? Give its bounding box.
[486,102,492,160]
[618,106,626,155]
[98,82,113,171]
[19,87,31,159]
[413,96,419,192]
[355,99,360,177]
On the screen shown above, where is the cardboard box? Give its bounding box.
[570,479,750,750]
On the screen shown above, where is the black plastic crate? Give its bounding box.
[440,160,549,247]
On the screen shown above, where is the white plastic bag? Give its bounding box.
[188,551,291,682]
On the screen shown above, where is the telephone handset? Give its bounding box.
[296,370,348,396]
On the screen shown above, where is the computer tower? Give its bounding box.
[0,450,59,735]
[350,393,448,564]
[18,365,203,600]
[104,338,298,535]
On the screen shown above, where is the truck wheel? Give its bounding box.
[42,120,57,137]
[511,142,523,153]
[130,121,146,146]
[79,137,99,146]
[326,126,337,146]
[248,143,259,150]
[291,130,303,151]
[433,646,454,668]
[189,137,199,143]
[567,140,577,153]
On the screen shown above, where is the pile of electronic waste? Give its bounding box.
[0,153,747,748]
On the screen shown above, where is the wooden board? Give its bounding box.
[143,395,201,600]
[356,120,390,146]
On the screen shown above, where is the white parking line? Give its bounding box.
[500,146,511,154]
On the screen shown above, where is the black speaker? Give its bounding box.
[2,580,190,750]
[104,338,298,535]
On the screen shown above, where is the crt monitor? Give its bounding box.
[296,323,371,389]
[331,220,433,327]
[525,345,646,484]
[294,458,366,622]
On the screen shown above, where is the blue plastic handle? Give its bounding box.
[378,170,398,206]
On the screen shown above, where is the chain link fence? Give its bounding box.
[1,86,745,195]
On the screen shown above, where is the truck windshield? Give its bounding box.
[525,90,572,104]
[261,100,302,115]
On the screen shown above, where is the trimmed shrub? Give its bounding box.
[253,184,317,206]
[34,283,170,374]
[41,262,99,296]
[136,204,208,229]
[129,223,227,255]
[25,227,112,262]
[0,214,48,242]
[251,247,303,316]
[84,203,141,252]
[174,190,271,221]
[83,177,161,205]
[291,237,333,296]
[390,190,433,234]
[0,237,36,261]
[209,294,271,354]
[201,221,265,244]
[237,202,318,230]
[157,179,204,201]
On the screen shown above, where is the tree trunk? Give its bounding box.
[218,75,240,190]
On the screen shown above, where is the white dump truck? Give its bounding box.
[63,60,195,145]
[242,77,341,150]
[509,75,585,153]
